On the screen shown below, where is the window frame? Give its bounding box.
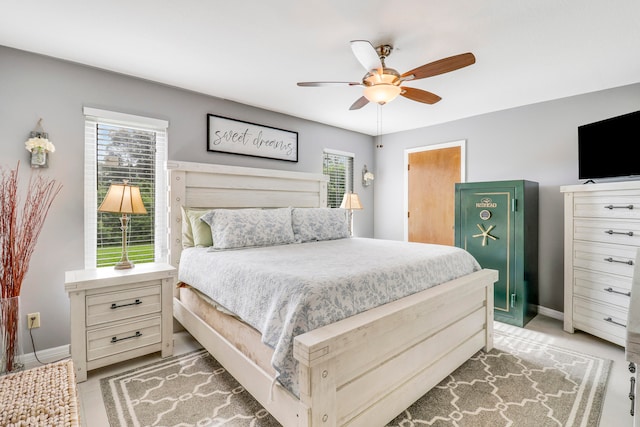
[83,107,168,269]
[323,149,355,208]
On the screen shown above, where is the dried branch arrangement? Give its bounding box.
[1,162,61,372]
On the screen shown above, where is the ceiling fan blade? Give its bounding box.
[350,40,382,73]
[349,96,370,110]
[400,87,442,104]
[297,81,361,87]
[401,52,476,81]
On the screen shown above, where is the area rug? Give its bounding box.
[101,331,610,426]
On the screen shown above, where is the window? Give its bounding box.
[323,149,354,208]
[84,107,168,268]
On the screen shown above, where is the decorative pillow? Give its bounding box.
[291,208,349,242]
[180,207,213,248]
[201,208,295,250]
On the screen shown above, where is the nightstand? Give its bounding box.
[64,262,176,382]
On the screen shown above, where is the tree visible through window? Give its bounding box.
[96,124,156,267]
[323,150,354,208]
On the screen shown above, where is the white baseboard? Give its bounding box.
[536,305,564,321]
[19,344,71,370]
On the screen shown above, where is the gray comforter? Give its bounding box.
[178,237,481,397]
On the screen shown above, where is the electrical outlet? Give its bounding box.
[28,312,40,329]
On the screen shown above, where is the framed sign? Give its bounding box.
[207,114,298,162]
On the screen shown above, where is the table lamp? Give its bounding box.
[98,180,147,269]
[340,192,363,236]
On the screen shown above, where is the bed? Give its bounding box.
[167,160,498,427]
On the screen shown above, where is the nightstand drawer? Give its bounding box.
[86,315,161,362]
[86,283,161,326]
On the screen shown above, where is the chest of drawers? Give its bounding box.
[64,262,176,381]
[562,181,640,346]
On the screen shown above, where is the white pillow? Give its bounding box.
[291,208,349,242]
[201,208,295,250]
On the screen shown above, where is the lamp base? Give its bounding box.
[114,260,134,270]
[114,214,134,270]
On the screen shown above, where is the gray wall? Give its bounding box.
[0,45,374,352]
[2,42,639,353]
[373,83,640,312]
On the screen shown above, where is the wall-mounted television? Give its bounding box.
[578,110,640,180]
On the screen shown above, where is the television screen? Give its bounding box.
[578,110,640,180]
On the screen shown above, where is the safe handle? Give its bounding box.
[604,204,634,210]
[604,229,634,236]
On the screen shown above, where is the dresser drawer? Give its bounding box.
[573,296,627,346]
[574,192,640,220]
[86,282,161,327]
[573,269,631,309]
[574,218,640,246]
[86,315,161,362]
[574,241,637,277]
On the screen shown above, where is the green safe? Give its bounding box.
[454,180,539,327]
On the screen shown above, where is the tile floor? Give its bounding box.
[76,315,632,426]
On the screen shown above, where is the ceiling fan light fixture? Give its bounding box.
[297,40,475,110]
[363,83,401,104]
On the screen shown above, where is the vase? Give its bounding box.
[1,296,23,374]
[30,150,48,168]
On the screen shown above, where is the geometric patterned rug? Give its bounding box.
[101,330,610,427]
[387,331,610,427]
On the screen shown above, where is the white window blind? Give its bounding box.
[84,107,168,268]
[323,150,354,208]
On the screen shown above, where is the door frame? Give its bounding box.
[403,140,466,241]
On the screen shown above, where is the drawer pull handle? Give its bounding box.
[111,331,142,343]
[604,204,634,210]
[604,287,631,297]
[604,229,634,236]
[631,376,636,416]
[604,317,627,328]
[111,299,142,309]
[604,257,634,265]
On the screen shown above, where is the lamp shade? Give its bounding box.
[98,182,147,214]
[340,192,363,210]
[363,84,401,104]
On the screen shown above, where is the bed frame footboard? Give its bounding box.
[293,268,497,426]
[174,268,496,427]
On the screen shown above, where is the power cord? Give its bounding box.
[29,315,67,365]
[29,315,46,365]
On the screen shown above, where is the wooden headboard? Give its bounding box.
[166,161,328,269]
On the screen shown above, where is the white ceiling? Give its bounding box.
[2,1,639,136]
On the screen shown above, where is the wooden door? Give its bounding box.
[407,145,461,245]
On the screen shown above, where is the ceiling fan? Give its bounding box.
[297,40,475,110]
